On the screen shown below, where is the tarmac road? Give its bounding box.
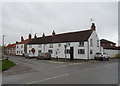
[2,55,118,84]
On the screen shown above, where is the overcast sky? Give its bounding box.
[0,2,118,46]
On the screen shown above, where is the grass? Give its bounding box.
[0,59,16,71]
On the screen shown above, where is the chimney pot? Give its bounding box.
[16,41,18,44]
[91,23,96,31]
[34,34,37,38]
[29,34,32,39]
[52,30,55,37]
[21,36,24,41]
[42,33,45,37]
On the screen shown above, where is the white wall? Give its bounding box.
[27,42,88,59]
[88,30,100,59]
[74,42,88,59]
[16,44,24,55]
[99,46,119,58]
[104,49,119,58]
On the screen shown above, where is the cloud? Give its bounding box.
[2,2,118,45]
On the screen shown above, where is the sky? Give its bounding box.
[0,1,118,46]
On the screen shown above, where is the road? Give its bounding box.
[2,55,118,84]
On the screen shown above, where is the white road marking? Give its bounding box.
[26,73,70,84]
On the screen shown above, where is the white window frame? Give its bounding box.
[97,40,99,47]
[78,49,85,54]
[90,39,93,46]
[79,42,84,47]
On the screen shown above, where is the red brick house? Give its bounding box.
[5,34,33,56]
[5,43,16,55]
[100,39,116,48]
[100,39,120,58]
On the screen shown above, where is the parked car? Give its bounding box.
[37,52,51,60]
[95,52,110,61]
[24,53,36,59]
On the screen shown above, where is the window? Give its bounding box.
[78,49,85,54]
[97,40,99,47]
[48,50,53,54]
[96,34,97,37]
[29,50,31,53]
[90,39,93,46]
[90,50,93,54]
[79,42,84,47]
[29,45,32,48]
[49,44,53,48]
[38,45,42,48]
[17,51,18,54]
[17,46,19,48]
[21,45,23,48]
[38,50,41,53]
[66,43,70,46]
[65,49,70,54]
[58,43,61,47]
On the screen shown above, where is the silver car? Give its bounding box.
[24,53,36,59]
[95,52,110,61]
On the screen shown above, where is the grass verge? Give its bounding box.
[0,59,16,71]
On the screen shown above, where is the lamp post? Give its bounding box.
[2,35,6,59]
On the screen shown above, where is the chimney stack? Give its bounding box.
[34,33,37,38]
[91,23,96,31]
[52,30,55,37]
[28,34,32,39]
[21,36,24,41]
[42,33,45,37]
[16,41,18,44]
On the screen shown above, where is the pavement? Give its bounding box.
[2,55,118,84]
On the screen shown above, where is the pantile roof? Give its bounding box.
[28,29,93,44]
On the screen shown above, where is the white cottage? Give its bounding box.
[16,34,32,56]
[27,23,100,60]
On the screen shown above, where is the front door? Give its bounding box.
[70,47,74,61]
